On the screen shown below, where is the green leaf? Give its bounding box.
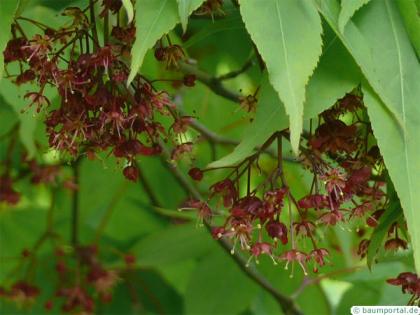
[121,0,134,23]
[15,0,32,16]
[209,34,361,168]
[177,0,206,33]
[0,206,47,282]
[130,223,215,267]
[239,0,323,154]
[0,0,19,80]
[318,0,420,273]
[338,0,371,33]
[183,11,244,48]
[184,251,259,315]
[127,0,179,84]
[104,270,183,315]
[396,0,420,58]
[363,81,420,273]
[0,79,39,157]
[366,201,403,268]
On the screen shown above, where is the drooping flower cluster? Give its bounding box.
[186,92,407,275]
[3,3,194,182]
[0,244,135,313]
[387,272,420,305]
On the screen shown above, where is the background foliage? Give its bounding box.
[0,0,419,314]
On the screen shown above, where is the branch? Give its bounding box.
[135,162,161,206]
[158,143,303,315]
[189,119,299,163]
[217,58,254,81]
[179,62,241,103]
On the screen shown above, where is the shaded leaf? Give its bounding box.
[183,11,244,48]
[130,223,215,267]
[185,251,259,315]
[366,201,403,268]
[239,0,323,154]
[0,79,40,157]
[0,0,19,80]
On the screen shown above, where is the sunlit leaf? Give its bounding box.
[128,0,179,84]
[177,0,205,33]
[396,0,420,58]
[338,0,371,33]
[121,0,134,23]
[239,0,323,154]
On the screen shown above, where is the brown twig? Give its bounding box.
[179,62,241,103]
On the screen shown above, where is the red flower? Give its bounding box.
[298,194,328,210]
[123,165,139,182]
[266,220,288,244]
[247,242,277,266]
[280,250,308,276]
[188,167,204,181]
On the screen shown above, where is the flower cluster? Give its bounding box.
[387,272,420,305]
[0,244,135,313]
[186,92,407,275]
[3,3,193,182]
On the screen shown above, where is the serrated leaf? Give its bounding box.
[318,0,420,273]
[0,0,19,80]
[127,0,179,84]
[121,0,134,23]
[366,201,403,269]
[209,34,361,168]
[363,81,420,273]
[239,0,323,154]
[338,0,371,33]
[177,0,206,33]
[396,0,420,58]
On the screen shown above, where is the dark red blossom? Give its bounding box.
[188,167,204,181]
[211,179,237,207]
[247,242,277,266]
[183,74,196,87]
[180,199,212,225]
[387,272,420,304]
[318,210,344,226]
[310,120,358,154]
[298,194,328,210]
[294,221,316,238]
[309,248,329,271]
[0,175,21,205]
[384,238,408,251]
[280,250,308,275]
[266,220,288,244]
